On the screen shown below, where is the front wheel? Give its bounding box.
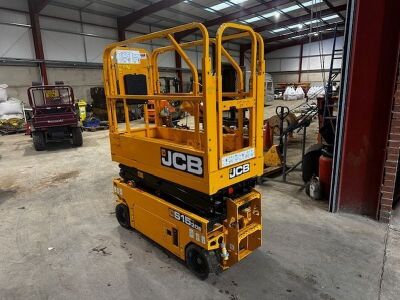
[185,244,219,280]
[33,131,46,151]
[115,203,131,229]
[71,127,83,147]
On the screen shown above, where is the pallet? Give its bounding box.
[83,125,109,132]
[263,166,283,177]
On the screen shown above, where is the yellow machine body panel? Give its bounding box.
[113,178,262,268]
[110,132,264,194]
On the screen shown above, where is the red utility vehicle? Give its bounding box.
[27,85,83,151]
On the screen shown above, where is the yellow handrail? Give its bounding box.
[102,22,264,158]
[215,22,257,164]
[152,34,253,95]
[167,34,199,96]
[103,22,209,134]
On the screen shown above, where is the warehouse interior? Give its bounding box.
[0,0,400,299]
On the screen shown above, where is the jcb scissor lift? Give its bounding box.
[103,22,265,279]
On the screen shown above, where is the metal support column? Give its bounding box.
[28,0,48,84]
[333,0,400,217]
[239,44,246,67]
[117,25,126,42]
[174,35,183,92]
[211,44,216,70]
[298,43,303,83]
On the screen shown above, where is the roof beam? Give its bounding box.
[30,0,49,13]
[323,0,346,21]
[117,0,185,30]
[267,22,344,43]
[133,0,208,22]
[253,4,347,34]
[202,0,292,27]
[241,4,347,52]
[293,0,328,26]
[176,0,292,40]
[266,30,344,53]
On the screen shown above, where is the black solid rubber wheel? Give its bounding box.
[71,127,83,147]
[186,244,219,280]
[33,131,46,151]
[115,203,131,229]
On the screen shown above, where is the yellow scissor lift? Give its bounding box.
[103,22,265,279]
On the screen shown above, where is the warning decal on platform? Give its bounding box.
[116,50,142,64]
[221,148,255,167]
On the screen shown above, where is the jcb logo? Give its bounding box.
[229,163,250,179]
[161,148,203,177]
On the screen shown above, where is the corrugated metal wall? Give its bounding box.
[0,1,242,104]
[1,0,337,103]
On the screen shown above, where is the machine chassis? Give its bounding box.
[113,178,262,279]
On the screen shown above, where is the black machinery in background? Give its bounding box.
[188,63,245,127]
[160,76,181,93]
[266,25,342,201]
[261,102,318,187]
[90,87,142,121]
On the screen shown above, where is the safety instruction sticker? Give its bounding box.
[221,148,255,167]
[115,50,141,64]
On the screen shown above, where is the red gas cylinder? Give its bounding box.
[319,153,333,199]
[263,121,272,151]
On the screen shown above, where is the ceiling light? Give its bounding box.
[272,27,287,33]
[231,0,248,4]
[255,0,324,18]
[204,0,248,12]
[288,23,302,29]
[244,16,262,23]
[281,5,300,13]
[262,11,276,18]
[322,14,340,21]
[302,0,323,7]
[208,3,231,11]
[304,19,319,25]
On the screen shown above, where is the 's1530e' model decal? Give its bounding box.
[169,209,202,231]
[161,148,203,177]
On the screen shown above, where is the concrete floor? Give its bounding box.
[0,102,398,300]
[380,204,400,300]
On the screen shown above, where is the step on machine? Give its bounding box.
[103,22,265,279]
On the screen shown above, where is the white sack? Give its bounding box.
[0,113,23,120]
[0,84,8,102]
[295,86,305,99]
[286,86,297,101]
[0,99,23,115]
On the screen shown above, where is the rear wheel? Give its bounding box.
[185,244,219,280]
[116,203,131,229]
[33,131,46,151]
[71,127,83,147]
